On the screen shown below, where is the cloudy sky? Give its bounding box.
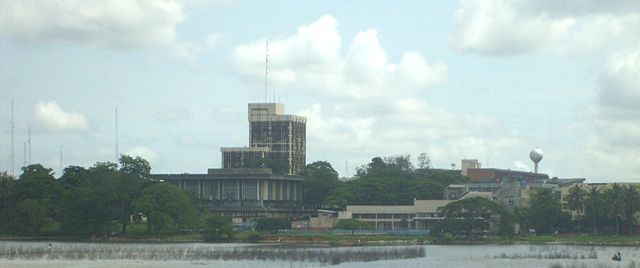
[1,0,639,182]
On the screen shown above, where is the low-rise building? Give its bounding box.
[151,168,303,223]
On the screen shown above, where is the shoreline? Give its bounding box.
[2,234,640,247]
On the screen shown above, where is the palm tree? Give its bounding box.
[567,185,585,232]
[605,184,624,235]
[623,185,640,235]
[584,187,604,235]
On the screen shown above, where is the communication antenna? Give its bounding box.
[27,127,31,164]
[10,100,14,177]
[59,145,63,174]
[115,108,119,162]
[23,141,26,167]
[264,40,269,103]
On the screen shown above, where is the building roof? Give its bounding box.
[346,205,414,214]
[414,200,452,213]
[151,168,303,182]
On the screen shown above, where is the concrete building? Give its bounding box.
[460,159,481,176]
[466,168,549,183]
[291,210,339,231]
[221,103,306,175]
[338,200,454,231]
[151,168,303,223]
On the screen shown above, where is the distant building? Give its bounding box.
[221,103,306,175]
[460,159,481,176]
[466,168,549,183]
[291,210,339,231]
[151,168,303,223]
[338,200,454,231]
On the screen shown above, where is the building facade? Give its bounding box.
[221,103,306,175]
[466,168,549,183]
[151,168,303,223]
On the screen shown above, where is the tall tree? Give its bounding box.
[526,189,568,234]
[119,155,151,180]
[567,184,585,232]
[301,161,339,208]
[622,185,640,235]
[583,187,605,235]
[435,197,514,238]
[134,183,198,233]
[605,184,624,235]
[417,153,432,170]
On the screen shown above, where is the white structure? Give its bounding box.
[461,159,481,176]
[529,148,543,173]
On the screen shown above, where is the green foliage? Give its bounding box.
[325,156,462,207]
[204,215,234,242]
[434,197,514,239]
[14,198,49,235]
[255,218,290,233]
[525,189,570,234]
[301,161,339,208]
[119,155,151,180]
[622,185,640,235]
[336,219,371,234]
[134,183,199,233]
[583,187,606,234]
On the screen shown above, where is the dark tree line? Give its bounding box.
[302,155,468,208]
[567,183,640,235]
[0,156,198,237]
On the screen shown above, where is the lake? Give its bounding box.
[0,241,637,268]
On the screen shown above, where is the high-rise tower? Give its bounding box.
[221,103,306,175]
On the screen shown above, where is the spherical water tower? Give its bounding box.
[529,147,543,173]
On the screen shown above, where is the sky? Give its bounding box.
[1,0,639,182]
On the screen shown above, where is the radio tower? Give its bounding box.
[10,100,15,177]
[115,108,119,162]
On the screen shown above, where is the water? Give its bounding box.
[0,241,638,268]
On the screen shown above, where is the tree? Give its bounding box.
[417,153,432,169]
[434,197,514,238]
[526,189,568,234]
[605,184,624,235]
[301,161,339,208]
[583,187,605,235]
[255,218,290,233]
[14,198,48,235]
[567,185,585,232]
[203,215,234,242]
[0,171,15,232]
[622,185,640,235]
[119,155,151,180]
[134,183,198,233]
[336,219,370,234]
[567,185,585,216]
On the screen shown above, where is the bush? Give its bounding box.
[255,218,290,233]
[203,215,234,242]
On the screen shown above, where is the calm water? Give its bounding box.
[1,241,638,268]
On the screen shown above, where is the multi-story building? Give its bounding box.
[221,103,306,175]
[466,168,549,183]
[151,168,303,223]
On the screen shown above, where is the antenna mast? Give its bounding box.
[10,100,14,177]
[60,145,63,174]
[115,108,119,162]
[264,40,269,103]
[27,126,31,164]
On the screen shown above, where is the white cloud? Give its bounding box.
[232,15,446,99]
[231,15,530,176]
[580,47,640,180]
[34,101,88,132]
[0,0,185,48]
[125,146,157,161]
[451,0,640,56]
